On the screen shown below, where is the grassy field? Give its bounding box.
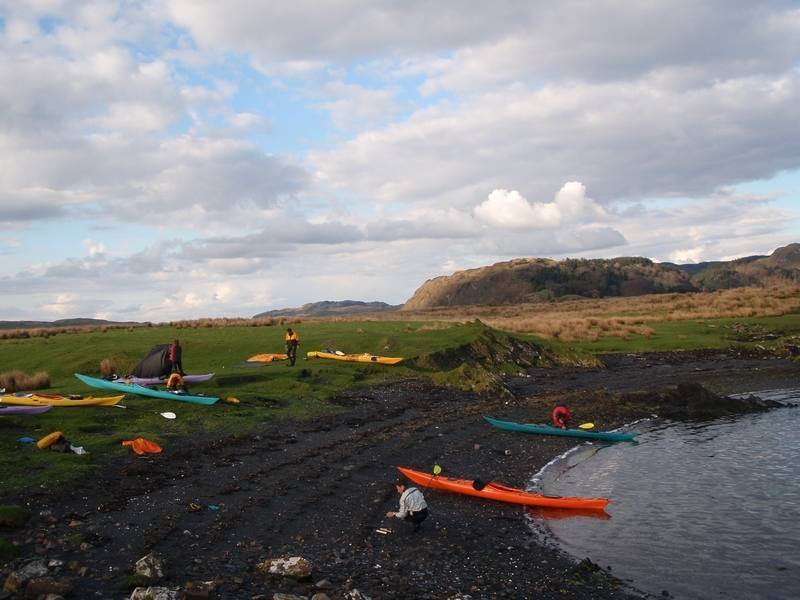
[541,313,800,353]
[2,305,800,492]
[0,320,491,490]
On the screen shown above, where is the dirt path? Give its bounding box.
[3,351,799,599]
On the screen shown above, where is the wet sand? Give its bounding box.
[2,350,798,599]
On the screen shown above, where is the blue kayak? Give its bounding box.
[74,373,218,406]
[483,416,636,442]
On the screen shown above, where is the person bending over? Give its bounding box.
[166,372,189,395]
[386,478,428,531]
[552,404,570,429]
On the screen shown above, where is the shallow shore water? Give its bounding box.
[533,388,800,600]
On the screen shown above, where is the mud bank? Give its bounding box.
[2,350,799,600]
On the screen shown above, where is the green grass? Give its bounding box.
[3,312,799,493]
[0,320,488,491]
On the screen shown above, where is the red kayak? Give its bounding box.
[397,466,609,510]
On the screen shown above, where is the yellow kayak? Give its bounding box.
[306,351,403,365]
[246,353,289,363]
[0,393,124,407]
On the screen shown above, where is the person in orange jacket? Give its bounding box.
[285,328,300,366]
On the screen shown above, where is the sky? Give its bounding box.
[1,0,799,322]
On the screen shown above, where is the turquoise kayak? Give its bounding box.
[483,416,636,442]
[74,373,219,406]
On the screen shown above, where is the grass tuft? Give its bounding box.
[0,370,50,392]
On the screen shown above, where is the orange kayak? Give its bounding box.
[397,466,609,510]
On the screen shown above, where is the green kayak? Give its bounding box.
[483,416,636,442]
[74,373,219,406]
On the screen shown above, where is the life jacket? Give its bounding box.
[285,332,299,342]
[122,438,162,455]
[552,405,570,427]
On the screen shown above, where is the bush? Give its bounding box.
[100,358,116,377]
[0,370,50,393]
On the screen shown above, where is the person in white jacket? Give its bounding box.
[386,478,428,531]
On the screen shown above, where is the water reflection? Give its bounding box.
[526,506,611,521]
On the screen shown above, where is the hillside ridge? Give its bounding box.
[402,243,800,310]
[253,300,400,319]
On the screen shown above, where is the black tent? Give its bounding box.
[132,344,172,378]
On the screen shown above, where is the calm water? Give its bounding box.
[528,389,800,599]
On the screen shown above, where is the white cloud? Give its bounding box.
[166,1,534,67]
[227,111,266,131]
[669,246,706,263]
[40,293,81,316]
[474,183,608,230]
[366,207,478,241]
[0,0,799,322]
[81,239,106,257]
[474,189,556,229]
[313,74,800,207]
[182,292,203,307]
[317,81,406,132]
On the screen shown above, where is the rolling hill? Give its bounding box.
[402,243,800,310]
[253,300,400,319]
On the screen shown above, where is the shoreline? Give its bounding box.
[2,350,799,599]
[532,392,800,600]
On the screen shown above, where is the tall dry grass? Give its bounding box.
[368,286,800,341]
[167,317,298,328]
[0,323,147,341]
[100,358,116,378]
[0,317,294,340]
[0,370,51,393]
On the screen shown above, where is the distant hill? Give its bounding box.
[253,300,401,319]
[403,257,693,310]
[0,318,141,330]
[402,243,800,310]
[688,244,800,291]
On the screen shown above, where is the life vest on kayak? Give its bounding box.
[552,405,570,428]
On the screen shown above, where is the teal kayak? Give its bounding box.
[483,416,636,442]
[74,373,219,406]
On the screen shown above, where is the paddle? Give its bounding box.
[578,422,595,430]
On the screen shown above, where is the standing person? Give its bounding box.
[552,404,570,429]
[386,478,428,531]
[169,339,185,376]
[285,328,299,366]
